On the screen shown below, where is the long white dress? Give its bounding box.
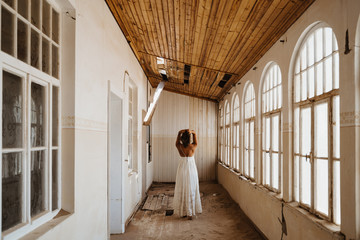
[173,155,202,217]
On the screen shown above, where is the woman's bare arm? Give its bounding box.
[191,130,198,147]
[175,129,186,147]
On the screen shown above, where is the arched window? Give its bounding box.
[219,107,224,162]
[232,94,240,171]
[243,83,255,179]
[262,63,282,192]
[293,24,340,224]
[225,101,231,166]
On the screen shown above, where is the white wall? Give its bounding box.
[152,91,217,182]
[22,0,152,239]
[218,0,360,239]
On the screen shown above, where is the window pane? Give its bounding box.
[31,0,40,28]
[315,28,323,62]
[31,29,40,69]
[333,96,340,159]
[308,66,315,98]
[42,38,50,74]
[272,115,279,151]
[250,121,254,178]
[42,0,51,36]
[52,9,59,43]
[315,102,328,158]
[301,72,307,101]
[52,86,59,146]
[3,71,23,148]
[301,156,311,205]
[250,149,254,178]
[31,82,45,147]
[315,159,329,215]
[324,28,333,57]
[334,53,339,89]
[308,33,315,66]
[316,62,323,96]
[315,159,328,216]
[31,150,45,217]
[17,19,28,63]
[1,7,14,56]
[294,155,299,202]
[244,122,249,175]
[266,117,270,150]
[52,150,58,210]
[2,152,23,231]
[18,0,29,19]
[52,44,59,78]
[265,153,270,185]
[324,57,332,92]
[333,160,340,225]
[272,153,279,190]
[301,107,311,155]
[128,118,132,167]
[294,107,299,153]
[300,46,307,71]
[295,74,300,102]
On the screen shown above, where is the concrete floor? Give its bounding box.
[111,182,264,240]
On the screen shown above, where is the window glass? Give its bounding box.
[293,25,339,223]
[1,7,14,56]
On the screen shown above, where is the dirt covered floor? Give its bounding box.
[111,182,264,240]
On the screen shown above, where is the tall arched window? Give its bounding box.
[293,24,340,224]
[243,83,255,179]
[232,94,240,171]
[219,107,224,162]
[225,101,231,166]
[262,63,282,192]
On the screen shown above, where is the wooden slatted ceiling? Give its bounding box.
[106,0,314,102]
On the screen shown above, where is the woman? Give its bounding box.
[173,129,202,220]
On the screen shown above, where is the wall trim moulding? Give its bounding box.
[340,111,360,127]
[62,116,107,132]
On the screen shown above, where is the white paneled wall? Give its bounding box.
[152,91,217,182]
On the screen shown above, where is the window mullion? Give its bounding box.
[310,103,315,213]
[278,113,282,192]
[328,97,334,222]
[270,116,273,188]
[26,73,31,224]
[48,84,53,212]
[299,107,303,204]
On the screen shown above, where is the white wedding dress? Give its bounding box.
[173,155,202,217]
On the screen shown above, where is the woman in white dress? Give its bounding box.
[173,129,202,220]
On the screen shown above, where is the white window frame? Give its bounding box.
[243,83,255,180]
[128,84,133,170]
[0,0,61,238]
[261,63,282,193]
[232,94,240,171]
[219,107,224,162]
[224,101,230,166]
[293,23,340,225]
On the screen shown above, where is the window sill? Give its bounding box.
[218,162,343,239]
[20,210,72,240]
[286,202,343,239]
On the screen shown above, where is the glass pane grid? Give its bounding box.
[293,26,339,225]
[1,0,60,79]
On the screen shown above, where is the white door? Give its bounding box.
[109,92,124,234]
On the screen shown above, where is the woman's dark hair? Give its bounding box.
[181,131,191,148]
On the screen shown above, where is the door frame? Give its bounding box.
[107,81,125,238]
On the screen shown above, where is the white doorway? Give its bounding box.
[108,92,124,234]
